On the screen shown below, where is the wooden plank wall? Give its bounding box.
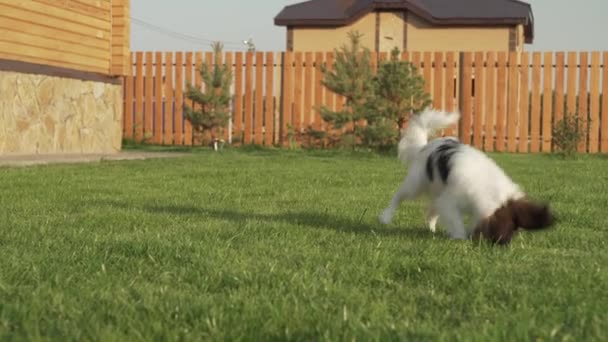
[0,0,129,76]
[111,0,130,76]
[124,50,608,154]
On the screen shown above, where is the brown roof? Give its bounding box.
[275,0,534,43]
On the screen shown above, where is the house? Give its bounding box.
[274,0,534,53]
[0,0,130,155]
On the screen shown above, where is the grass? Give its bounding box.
[0,148,607,341]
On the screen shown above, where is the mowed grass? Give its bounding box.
[1,148,607,341]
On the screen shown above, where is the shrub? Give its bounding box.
[552,114,585,158]
[318,31,375,149]
[184,42,232,150]
[317,31,431,151]
[365,48,432,150]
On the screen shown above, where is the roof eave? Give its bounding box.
[276,17,527,27]
[275,1,535,43]
[274,18,347,27]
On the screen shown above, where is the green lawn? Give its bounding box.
[1,148,607,341]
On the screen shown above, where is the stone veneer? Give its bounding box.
[0,70,122,155]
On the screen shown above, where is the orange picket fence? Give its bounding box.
[123,50,608,153]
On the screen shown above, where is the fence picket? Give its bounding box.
[255,51,264,145]
[223,52,232,142]
[507,51,519,152]
[473,52,485,148]
[589,52,600,153]
[444,51,456,136]
[293,52,303,136]
[484,52,496,152]
[542,52,554,152]
[314,52,324,131]
[518,52,530,153]
[566,52,577,119]
[602,52,608,153]
[282,52,293,144]
[154,52,163,144]
[233,52,243,144]
[304,52,313,129]
[460,52,473,144]
[371,51,378,73]
[194,52,203,144]
[124,52,134,139]
[183,52,193,145]
[530,52,542,153]
[495,52,507,152]
[174,52,183,146]
[163,52,174,145]
[412,51,421,75]
[379,51,388,62]
[265,52,274,146]
[423,52,432,94]
[433,52,444,113]
[244,52,254,144]
[554,52,566,124]
[144,52,154,143]
[577,52,589,152]
[135,52,144,142]
[324,52,335,113]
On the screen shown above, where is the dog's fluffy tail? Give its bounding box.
[398,109,461,164]
[509,199,555,231]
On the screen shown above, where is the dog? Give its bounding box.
[379,109,555,245]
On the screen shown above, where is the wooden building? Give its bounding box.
[0,0,131,155]
[275,0,533,53]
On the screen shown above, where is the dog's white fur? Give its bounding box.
[379,109,527,239]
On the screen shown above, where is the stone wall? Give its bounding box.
[0,70,122,155]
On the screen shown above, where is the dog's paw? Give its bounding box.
[378,209,393,225]
[428,216,438,233]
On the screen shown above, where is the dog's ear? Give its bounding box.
[509,199,555,231]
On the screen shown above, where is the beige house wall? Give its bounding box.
[516,24,525,52]
[378,12,405,53]
[291,12,376,52]
[289,11,526,53]
[405,12,512,52]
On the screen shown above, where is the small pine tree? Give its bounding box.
[365,47,432,148]
[318,31,375,149]
[184,42,232,150]
[552,114,584,158]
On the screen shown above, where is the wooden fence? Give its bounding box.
[122,50,608,153]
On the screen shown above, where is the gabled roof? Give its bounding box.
[275,0,534,43]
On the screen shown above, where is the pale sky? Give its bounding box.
[131,0,608,52]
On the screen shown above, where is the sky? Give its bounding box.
[131,0,608,52]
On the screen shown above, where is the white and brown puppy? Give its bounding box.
[379,109,554,245]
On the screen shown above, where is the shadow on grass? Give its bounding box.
[147,204,436,239]
[93,199,437,239]
[154,206,432,238]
